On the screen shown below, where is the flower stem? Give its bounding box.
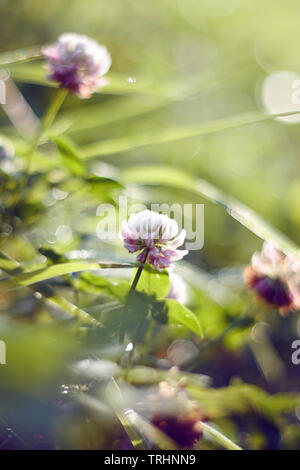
[42,87,68,131]
[25,87,68,176]
[119,249,149,346]
[128,262,146,296]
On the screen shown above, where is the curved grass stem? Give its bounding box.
[25,87,68,175]
[200,421,242,450]
[119,250,149,346]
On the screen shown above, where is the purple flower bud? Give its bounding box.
[42,33,111,98]
[244,242,300,315]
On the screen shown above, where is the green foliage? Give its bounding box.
[78,272,130,301]
[53,136,85,176]
[166,299,203,337]
[135,266,170,300]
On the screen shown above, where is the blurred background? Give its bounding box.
[2,0,300,264]
[1,0,300,450]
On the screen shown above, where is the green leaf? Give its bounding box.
[78,272,130,300]
[0,261,132,290]
[83,175,124,198]
[122,165,300,262]
[166,299,203,337]
[135,266,170,300]
[53,136,85,176]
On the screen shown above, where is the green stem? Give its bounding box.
[200,422,242,450]
[128,261,146,296]
[42,87,68,130]
[119,250,149,346]
[25,87,68,175]
[140,318,155,357]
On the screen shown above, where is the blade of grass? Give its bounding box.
[52,63,257,136]
[200,421,242,450]
[9,63,168,96]
[122,166,300,261]
[107,378,178,450]
[0,250,101,326]
[123,409,179,450]
[0,47,42,66]
[0,260,133,290]
[106,378,149,449]
[81,110,300,159]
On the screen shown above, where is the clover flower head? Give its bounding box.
[120,209,188,271]
[244,242,299,315]
[42,33,111,98]
[149,380,204,449]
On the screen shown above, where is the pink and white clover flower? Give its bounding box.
[42,33,111,98]
[244,242,300,315]
[120,210,188,271]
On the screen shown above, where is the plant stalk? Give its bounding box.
[25,87,68,175]
[119,249,149,346]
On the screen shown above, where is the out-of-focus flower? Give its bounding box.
[149,380,204,449]
[285,255,300,310]
[167,272,188,304]
[42,33,111,98]
[244,242,300,315]
[120,210,188,271]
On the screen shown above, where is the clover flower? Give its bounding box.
[42,33,111,98]
[149,380,204,449]
[120,210,188,271]
[244,242,300,315]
